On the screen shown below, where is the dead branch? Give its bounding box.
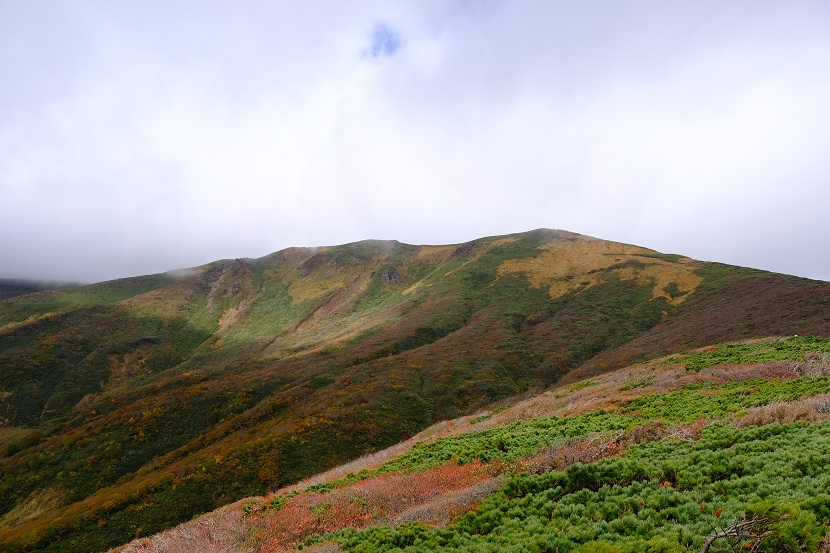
[701,514,784,553]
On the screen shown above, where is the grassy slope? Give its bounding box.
[568,264,830,381]
[114,336,830,553]
[1,230,830,552]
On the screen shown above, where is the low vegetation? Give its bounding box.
[3,230,830,552]
[666,335,830,371]
[330,422,830,552]
[112,336,830,553]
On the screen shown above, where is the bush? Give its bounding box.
[790,353,830,379]
[744,501,822,553]
[735,402,819,427]
[576,542,620,552]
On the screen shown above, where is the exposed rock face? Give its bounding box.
[381,267,402,284]
[450,242,476,259]
[299,254,330,277]
[204,258,250,307]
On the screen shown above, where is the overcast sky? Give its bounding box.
[2,1,829,283]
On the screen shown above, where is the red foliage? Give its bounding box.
[255,461,491,552]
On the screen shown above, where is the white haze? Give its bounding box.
[1,1,829,282]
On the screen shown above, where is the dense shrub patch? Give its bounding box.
[623,377,830,423]
[255,375,830,514]
[669,336,830,371]
[327,422,830,552]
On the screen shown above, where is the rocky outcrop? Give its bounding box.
[381,267,403,284]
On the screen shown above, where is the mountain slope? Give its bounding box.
[113,336,830,553]
[1,229,829,552]
[0,279,79,300]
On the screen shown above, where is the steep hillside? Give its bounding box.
[113,336,830,553]
[1,229,829,552]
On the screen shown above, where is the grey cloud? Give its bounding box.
[1,1,829,283]
[367,23,402,58]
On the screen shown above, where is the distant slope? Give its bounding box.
[567,263,830,382]
[1,229,829,553]
[0,278,79,300]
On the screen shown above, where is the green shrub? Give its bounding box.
[743,501,822,553]
[576,542,620,552]
[326,421,830,552]
[671,336,830,371]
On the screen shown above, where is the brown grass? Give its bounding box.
[252,461,494,552]
[735,402,818,427]
[811,394,830,414]
[735,396,830,428]
[515,435,621,474]
[416,348,814,436]
[113,502,254,553]
[514,420,704,475]
[279,439,417,494]
[497,235,701,304]
[107,350,825,553]
[0,486,66,532]
[789,353,830,379]
[388,477,504,527]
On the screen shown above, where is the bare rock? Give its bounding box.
[381,267,403,284]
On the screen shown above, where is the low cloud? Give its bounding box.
[1,1,829,283]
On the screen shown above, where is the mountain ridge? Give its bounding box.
[0,278,81,300]
[1,228,829,552]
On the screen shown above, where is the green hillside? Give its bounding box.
[115,336,830,553]
[2,229,829,552]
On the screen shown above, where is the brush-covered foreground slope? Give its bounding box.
[1,229,830,552]
[115,336,830,553]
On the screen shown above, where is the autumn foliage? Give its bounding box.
[250,460,493,552]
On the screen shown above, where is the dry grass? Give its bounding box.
[111,457,496,553]
[734,402,818,427]
[388,477,504,527]
[276,411,496,494]
[498,351,791,424]
[0,485,66,531]
[280,439,416,494]
[811,394,830,414]
[114,503,254,553]
[513,420,704,476]
[252,461,494,552]
[497,236,701,304]
[789,353,830,379]
[735,395,830,428]
[415,350,818,444]
[515,435,622,475]
[290,345,818,476]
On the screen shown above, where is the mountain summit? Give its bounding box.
[2,229,829,552]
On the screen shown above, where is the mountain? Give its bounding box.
[1,229,829,552]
